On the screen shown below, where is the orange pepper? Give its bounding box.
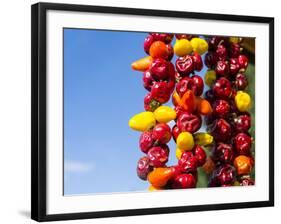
[149,41,169,59]
[172,91,181,107]
[148,185,163,191]
[148,167,174,188]
[131,56,153,71]
[234,155,253,175]
[196,97,213,115]
[179,90,196,112]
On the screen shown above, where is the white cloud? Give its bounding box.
[64,160,94,173]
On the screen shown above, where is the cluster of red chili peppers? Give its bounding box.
[204,36,255,187]
[129,33,254,190]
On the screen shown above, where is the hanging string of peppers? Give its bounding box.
[129,33,254,190]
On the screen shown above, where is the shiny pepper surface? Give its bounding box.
[148,167,174,188]
[235,91,251,112]
[190,38,208,55]
[153,106,176,123]
[129,111,156,131]
[176,132,194,151]
[179,90,197,112]
[234,155,253,175]
[174,39,193,57]
[131,56,153,71]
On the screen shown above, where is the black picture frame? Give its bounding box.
[31,2,274,222]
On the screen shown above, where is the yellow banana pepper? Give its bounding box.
[153,106,176,123]
[129,111,156,131]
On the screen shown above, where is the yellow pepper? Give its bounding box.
[128,111,156,131]
[173,39,193,57]
[235,91,251,112]
[233,181,241,186]
[229,37,242,44]
[204,70,216,87]
[176,132,194,151]
[194,132,214,146]
[190,37,208,55]
[176,148,184,160]
[153,106,176,123]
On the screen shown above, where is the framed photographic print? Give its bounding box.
[31,2,274,222]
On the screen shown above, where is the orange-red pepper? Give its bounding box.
[234,155,253,175]
[196,97,213,115]
[148,167,174,188]
[172,90,212,116]
[131,56,153,71]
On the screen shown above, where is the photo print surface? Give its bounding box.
[63,29,255,195]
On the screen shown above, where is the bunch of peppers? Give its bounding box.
[129,33,254,190]
[203,36,255,186]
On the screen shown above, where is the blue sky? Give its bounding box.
[63,29,207,195]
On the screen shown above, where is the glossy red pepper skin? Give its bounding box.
[147,145,170,167]
[209,118,232,142]
[176,77,191,97]
[150,58,170,81]
[137,156,153,180]
[213,77,232,99]
[234,133,252,155]
[177,112,202,134]
[193,145,207,166]
[142,70,154,91]
[175,55,194,76]
[209,164,236,186]
[234,73,248,90]
[175,75,206,99]
[139,130,154,153]
[192,52,203,71]
[212,143,234,164]
[233,114,251,133]
[144,93,161,112]
[178,151,198,173]
[229,58,240,75]
[144,35,154,54]
[150,33,174,44]
[238,54,249,69]
[172,125,181,142]
[151,81,171,103]
[189,75,204,96]
[152,123,172,145]
[166,44,174,61]
[215,60,230,77]
[171,173,196,189]
[213,99,230,118]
